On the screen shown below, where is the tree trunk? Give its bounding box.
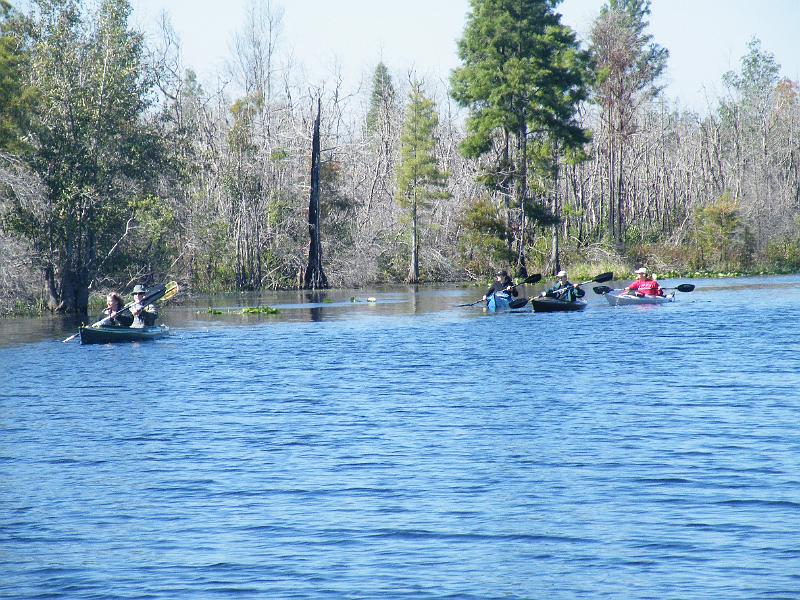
[551,164,561,274]
[502,129,513,256]
[514,119,528,277]
[303,98,328,290]
[408,197,419,283]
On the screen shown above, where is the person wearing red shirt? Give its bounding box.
[624,267,664,297]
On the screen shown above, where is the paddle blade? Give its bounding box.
[509,297,529,309]
[593,272,613,284]
[593,285,613,295]
[160,282,179,303]
[62,332,79,343]
[676,284,695,292]
[523,273,542,285]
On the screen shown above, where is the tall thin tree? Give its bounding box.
[590,0,667,247]
[304,98,328,289]
[396,80,448,283]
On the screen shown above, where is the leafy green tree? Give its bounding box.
[0,0,31,153]
[396,80,448,283]
[719,38,781,204]
[691,194,753,271]
[722,38,780,112]
[2,0,170,312]
[451,0,590,275]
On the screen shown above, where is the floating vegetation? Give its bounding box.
[350,296,378,303]
[241,306,280,315]
[207,308,223,314]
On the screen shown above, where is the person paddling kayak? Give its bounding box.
[130,284,159,327]
[540,270,579,302]
[101,292,133,327]
[482,270,519,302]
[623,267,664,297]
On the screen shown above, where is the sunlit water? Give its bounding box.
[2,276,800,598]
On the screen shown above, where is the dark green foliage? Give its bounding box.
[3,0,170,312]
[457,197,515,275]
[0,1,32,153]
[764,232,800,272]
[690,195,754,271]
[451,0,591,272]
[451,0,591,154]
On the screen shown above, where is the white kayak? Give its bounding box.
[604,290,675,306]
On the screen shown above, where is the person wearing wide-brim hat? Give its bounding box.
[482,269,519,301]
[623,267,664,297]
[541,270,579,302]
[130,284,158,327]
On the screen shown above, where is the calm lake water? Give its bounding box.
[2,276,800,598]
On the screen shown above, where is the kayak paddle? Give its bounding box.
[456,273,541,307]
[541,272,612,299]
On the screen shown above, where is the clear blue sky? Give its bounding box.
[130,0,800,112]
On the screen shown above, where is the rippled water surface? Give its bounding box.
[2,277,800,598]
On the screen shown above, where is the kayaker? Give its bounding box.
[102,292,133,327]
[130,284,159,327]
[623,268,664,297]
[541,270,578,302]
[482,270,519,301]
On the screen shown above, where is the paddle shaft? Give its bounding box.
[543,272,612,298]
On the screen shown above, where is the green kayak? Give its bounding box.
[80,325,169,345]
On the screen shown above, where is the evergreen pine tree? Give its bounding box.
[451,0,591,274]
[396,81,448,283]
[366,62,395,134]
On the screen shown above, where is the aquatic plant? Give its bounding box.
[241,306,280,315]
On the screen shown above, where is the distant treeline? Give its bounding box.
[1,0,799,314]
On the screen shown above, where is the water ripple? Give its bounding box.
[2,278,800,598]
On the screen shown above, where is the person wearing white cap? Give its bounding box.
[540,270,579,302]
[623,267,664,297]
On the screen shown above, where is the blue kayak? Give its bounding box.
[486,292,529,312]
